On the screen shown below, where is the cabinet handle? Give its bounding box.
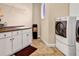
[10,38,14,40]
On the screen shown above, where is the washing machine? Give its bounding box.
[76,17,79,56]
[55,16,76,56]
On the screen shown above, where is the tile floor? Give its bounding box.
[30,39,64,56]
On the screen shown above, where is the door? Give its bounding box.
[0,38,6,56]
[55,21,67,37]
[5,37,12,55]
[17,33,22,50]
[12,31,22,53]
[0,32,12,56]
[22,32,28,48]
[13,35,22,53]
[27,29,32,45]
[22,29,32,48]
[76,20,79,42]
[12,36,18,53]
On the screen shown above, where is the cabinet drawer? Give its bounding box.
[22,29,32,38]
[27,29,32,34]
[22,29,32,34]
[12,31,21,36]
[0,32,12,38]
[22,30,28,34]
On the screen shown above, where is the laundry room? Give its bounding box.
[0,2,79,57]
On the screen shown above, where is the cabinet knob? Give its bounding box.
[4,34,6,36]
[17,32,19,34]
[12,38,14,40]
[10,39,12,40]
[27,34,29,36]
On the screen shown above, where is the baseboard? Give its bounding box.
[38,34,40,38]
[47,43,56,47]
[41,39,56,47]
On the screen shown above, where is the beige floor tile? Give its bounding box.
[30,39,64,56]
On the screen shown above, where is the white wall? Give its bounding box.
[70,3,79,16]
[41,3,69,47]
[32,3,41,37]
[0,3,32,27]
[49,3,69,44]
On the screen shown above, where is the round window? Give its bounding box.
[56,22,64,35]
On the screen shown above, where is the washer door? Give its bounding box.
[76,20,79,42]
[55,21,66,37]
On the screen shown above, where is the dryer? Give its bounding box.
[55,16,76,56]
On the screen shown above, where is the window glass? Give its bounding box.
[41,3,45,19]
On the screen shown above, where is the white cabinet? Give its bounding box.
[5,37,12,55]
[0,28,32,56]
[17,33,23,50]
[12,31,22,53]
[22,30,29,48]
[12,36,18,53]
[22,33,28,48]
[0,32,12,56]
[22,29,32,48]
[0,38,12,56]
[27,29,32,45]
[0,38,6,56]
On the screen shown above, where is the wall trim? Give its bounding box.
[41,39,56,47]
[38,34,40,38]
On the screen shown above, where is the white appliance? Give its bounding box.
[55,16,76,56]
[76,17,79,56]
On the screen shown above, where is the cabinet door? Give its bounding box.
[12,36,18,53]
[5,37,12,55]
[27,29,32,45]
[0,32,12,56]
[0,39,6,56]
[13,35,22,53]
[22,33,28,48]
[17,34,22,50]
[22,29,32,48]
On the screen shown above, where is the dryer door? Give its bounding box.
[76,20,79,42]
[55,21,66,37]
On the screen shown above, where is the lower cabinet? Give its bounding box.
[27,29,32,45]
[5,37,13,55]
[12,34,22,53]
[0,37,12,56]
[0,28,32,56]
[22,29,32,48]
[22,33,28,48]
[0,38,6,56]
[12,36,19,53]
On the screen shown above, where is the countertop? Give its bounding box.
[0,26,32,33]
